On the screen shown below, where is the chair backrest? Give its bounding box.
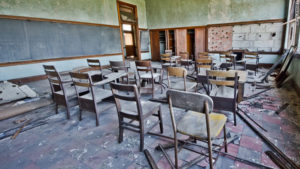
[43,65,63,94]
[179,51,189,60]
[197,52,209,59]
[167,89,213,113]
[161,53,171,62]
[165,50,172,56]
[135,61,152,72]
[167,67,187,78]
[167,67,188,91]
[206,70,238,87]
[87,59,102,72]
[69,72,95,100]
[110,61,126,72]
[110,82,142,117]
[196,59,213,69]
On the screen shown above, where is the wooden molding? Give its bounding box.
[206,19,285,27]
[0,14,120,28]
[141,51,150,53]
[139,28,148,31]
[0,53,123,67]
[149,19,285,31]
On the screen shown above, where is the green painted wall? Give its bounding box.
[0,0,148,28]
[146,0,286,29]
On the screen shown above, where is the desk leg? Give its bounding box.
[238,83,244,103]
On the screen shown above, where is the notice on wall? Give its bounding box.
[208,26,233,51]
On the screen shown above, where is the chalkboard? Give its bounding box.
[0,18,122,63]
[140,30,150,51]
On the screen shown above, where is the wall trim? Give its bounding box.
[149,19,285,30]
[0,14,120,28]
[0,53,123,67]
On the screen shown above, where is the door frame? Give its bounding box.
[117,0,141,61]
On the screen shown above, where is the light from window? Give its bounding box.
[124,33,133,45]
[123,24,132,31]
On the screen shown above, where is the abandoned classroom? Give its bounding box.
[0,0,300,169]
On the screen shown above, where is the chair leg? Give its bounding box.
[234,109,237,126]
[207,137,213,169]
[158,106,164,133]
[66,106,71,120]
[79,108,83,121]
[95,112,100,126]
[174,134,179,169]
[223,126,228,153]
[55,104,59,114]
[119,117,124,143]
[139,122,144,152]
[151,79,155,98]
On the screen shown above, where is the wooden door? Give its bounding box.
[150,30,160,61]
[175,29,187,56]
[195,28,206,58]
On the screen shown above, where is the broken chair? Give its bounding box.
[206,70,238,126]
[166,89,228,169]
[110,82,163,151]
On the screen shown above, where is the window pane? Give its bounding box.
[122,24,132,31]
[124,33,133,45]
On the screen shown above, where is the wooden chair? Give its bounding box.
[109,61,136,84]
[161,53,176,67]
[165,49,173,56]
[70,72,112,126]
[197,52,210,59]
[179,51,192,69]
[195,58,213,93]
[167,67,197,92]
[110,82,163,151]
[244,51,260,75]
[86,59,105,82]
[135,61,163,98]
[206,70,238,126]
[43,65,78,119]
[167,89,228,169]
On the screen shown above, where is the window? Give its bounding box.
[122,24,132,31]
[124,33,133,45]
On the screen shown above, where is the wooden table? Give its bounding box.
[93,72,128,86]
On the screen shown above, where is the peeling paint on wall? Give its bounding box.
[208,26,233,51]
[232,22,284,52]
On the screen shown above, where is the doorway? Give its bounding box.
[117,1,140,61]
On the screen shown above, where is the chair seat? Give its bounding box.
[79,87,112,102]
[140,73,161,79]
[55,85,84,97]
[120,101,160,118]
[210,86,237,99]
[177,111,227,139]
[170,81,197,91]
